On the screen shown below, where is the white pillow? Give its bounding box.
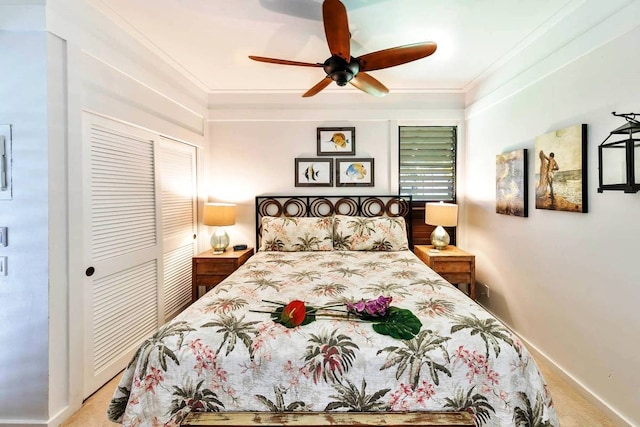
[333,215,408,251]
[259,216,334,251]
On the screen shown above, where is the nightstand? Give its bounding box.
[414,245,476,300]
[191,247,254,302]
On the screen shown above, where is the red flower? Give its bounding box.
[280,300,307,327]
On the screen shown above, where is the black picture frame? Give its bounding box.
[336,158,374,187]
[295,158,333,187]
[317,127,355,156]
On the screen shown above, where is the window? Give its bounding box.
[399,126,456,201]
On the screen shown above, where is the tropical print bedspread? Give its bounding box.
[108,250,558,426]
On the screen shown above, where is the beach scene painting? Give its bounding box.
[534,124,588,213]
[496,149,528,217]
[295,158,333,187]
[336,158,374,187]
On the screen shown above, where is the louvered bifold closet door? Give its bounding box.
[158,137,197,320]
[83,116,162,397]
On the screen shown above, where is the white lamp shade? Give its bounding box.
[203,203,236,226]
[425,202,458,227]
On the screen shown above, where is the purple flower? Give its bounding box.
[347,295,392,318]
[352,300,366,312]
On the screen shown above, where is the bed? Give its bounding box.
[108,195,558,427]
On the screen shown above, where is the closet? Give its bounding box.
[81,113,197,397]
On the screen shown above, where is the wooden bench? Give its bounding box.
[181,411,474,426]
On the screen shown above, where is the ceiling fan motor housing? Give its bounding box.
[323,55,360,86]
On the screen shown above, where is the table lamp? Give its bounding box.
[203,202,236,254]
[425,202,458,250]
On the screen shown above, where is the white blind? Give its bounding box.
[399,126,456,201]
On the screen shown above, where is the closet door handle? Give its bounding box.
[85,267,95,277]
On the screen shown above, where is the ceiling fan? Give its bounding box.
[249,0,437,97]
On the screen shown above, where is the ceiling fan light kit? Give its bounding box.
[249,0,437,97]
[324,56,359,86]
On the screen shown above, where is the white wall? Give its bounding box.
[463,25,640,426]
[0,4,50,424]
[1,0,210,425]
[208,119,393,248]
[207,102,465,249]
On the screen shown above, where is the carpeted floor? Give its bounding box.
[60,355,615,427]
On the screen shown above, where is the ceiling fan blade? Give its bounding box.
[350,72,389,97]
[358,42,437,72]
[322,0,350,61]
[302,77,332,97]
[249,55,322,68]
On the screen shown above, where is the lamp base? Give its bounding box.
[430,225,450,250]
[210,227,230,254]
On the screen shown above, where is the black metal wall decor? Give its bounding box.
[598,112,640,194]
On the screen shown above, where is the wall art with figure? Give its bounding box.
[534,124,588,213]
[496,149,528,217]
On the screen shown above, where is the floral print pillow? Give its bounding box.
[333,215,408,251]
[259,216,334,251]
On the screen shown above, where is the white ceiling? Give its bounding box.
[91,0,625,97]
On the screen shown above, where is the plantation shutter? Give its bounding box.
[399,126,456,201]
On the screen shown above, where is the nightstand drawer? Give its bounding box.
[432,261,472,274]
[196,261,237,275]
[440,272,472,284]
[195,275,226,287]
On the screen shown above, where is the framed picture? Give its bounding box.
[317,127,355,156]
[295,158,333,187]
[534,124,588,213]
[496,149,528,217]
[336,158,374,187]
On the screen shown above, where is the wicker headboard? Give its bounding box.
[255,195,413,249]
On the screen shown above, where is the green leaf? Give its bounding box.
[371,307,422,340]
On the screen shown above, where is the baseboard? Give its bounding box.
[0,420,48,427]
[46,404,77,427]
[477,302,633,427]
[0,403,80,427]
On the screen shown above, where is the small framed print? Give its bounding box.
[317,127,355,156]
[336,158,374,187]
[496,149,528,217]
[295,158,333,187]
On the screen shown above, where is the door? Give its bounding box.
[158,137,197,320]
[81,114,197,397]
